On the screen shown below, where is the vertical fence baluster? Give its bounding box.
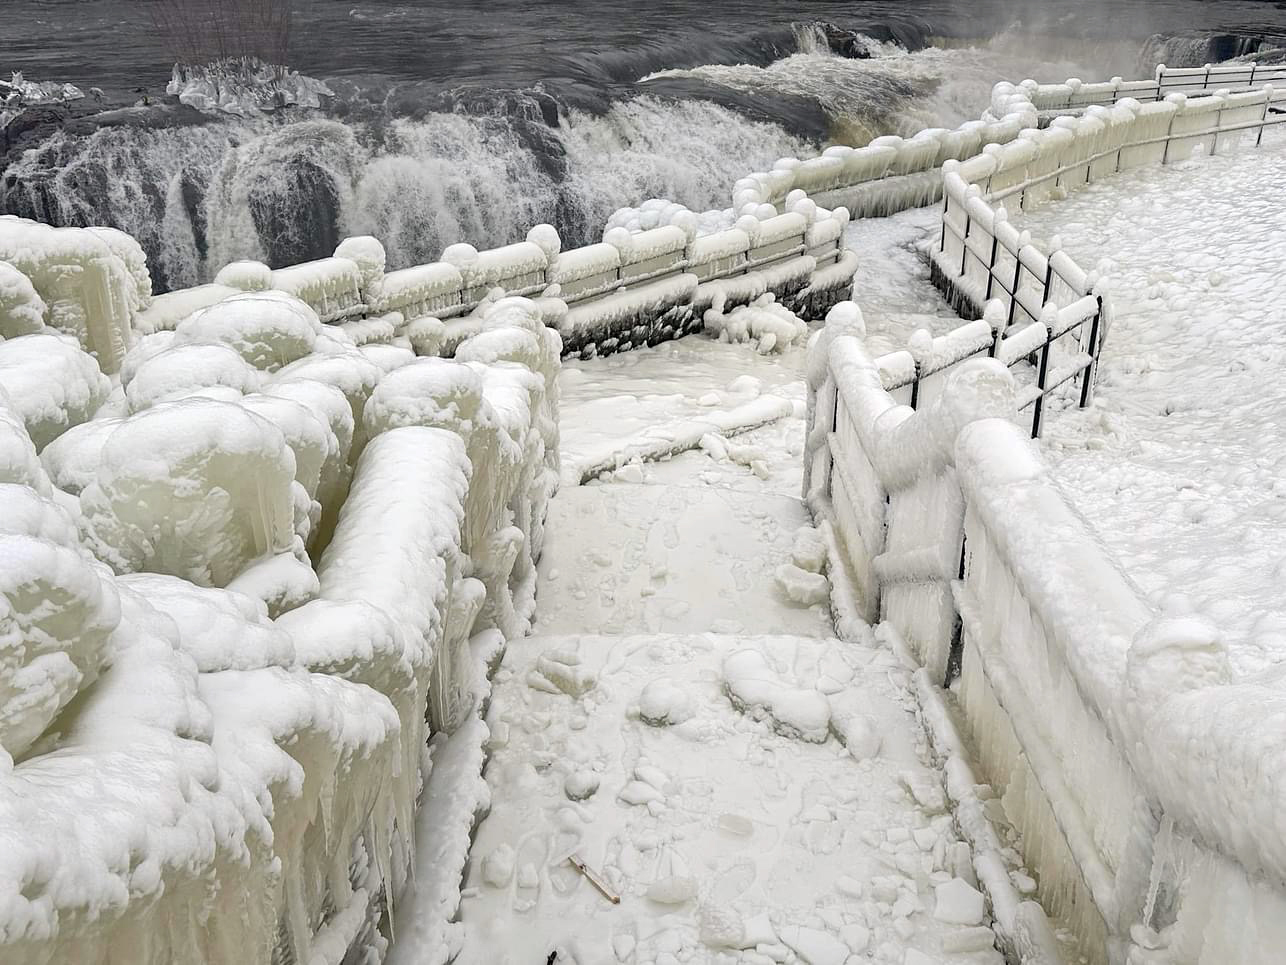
[1031,328,1053,438]
[1162,107,1178,164]
[1079,296,1104,408]
[909,359,922,411]
[1005,250,1024,329]
[1041,258,1055,306]
[940,193,949,252]
[960,213,972,278]
[1258,93,1271,148]
[984,233,1000,300]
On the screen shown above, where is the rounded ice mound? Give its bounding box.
[0,482,80,545]
[526,223,561,260]
[239,393,334,500]
[638,678,696,726]
[175,291,324,372]
[117,573,296,672]
[363,357,486,440]
[213,259,272,292]
[40,417,124,496]
[0,333,111,451]
[79,398,296,586]
[0,528,120,761]
[0,260,46,338]
[480,296,544,336]
[455,327,542,370]
[273,350,383,430]
[124,343,261,412]
[0,399,51,495]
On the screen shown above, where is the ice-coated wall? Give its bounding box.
[0,283,560,964]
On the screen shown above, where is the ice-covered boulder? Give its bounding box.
[0,333,111,451]
[79,399,296,587]
[174,291,325,372]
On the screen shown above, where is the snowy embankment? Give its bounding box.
[0,221,560,963]
[452,336,1010,965]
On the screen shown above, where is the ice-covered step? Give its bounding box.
[457,631,1002,965]
[533,483,832,638]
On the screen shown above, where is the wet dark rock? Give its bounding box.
[248,155,342,267]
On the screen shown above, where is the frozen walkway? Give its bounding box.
[1016,139,1286,677]
[454,339,1005,965]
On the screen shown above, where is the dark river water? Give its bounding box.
[4,0,1285,291]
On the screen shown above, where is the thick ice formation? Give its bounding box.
[0,333,110,451]
[167,59,335,116]
[0,261,45,339]
[79,399,297,585]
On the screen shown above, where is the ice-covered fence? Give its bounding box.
[928,176,1106,437]
[71,202,853,367]
[1010,63,1286,112]
[733,99,1038,219]
[0,287,560,964]
[968,86,1286,209]
[802,305,1065,962]
[805,309,1286,965]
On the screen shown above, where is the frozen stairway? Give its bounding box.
[452,474,1007,965]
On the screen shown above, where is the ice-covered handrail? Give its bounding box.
[1008,63,1286,112]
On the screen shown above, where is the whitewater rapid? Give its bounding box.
[1,26,1276,292]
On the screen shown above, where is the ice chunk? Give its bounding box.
[775,563,829,606]
[778,924,850,965]
[723,649,831,742]
[116,573,294,671]
[933,877,986,925]
[646,876,697,904]
[638,678,696,726]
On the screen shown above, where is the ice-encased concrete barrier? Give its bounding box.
[0,287,559,963]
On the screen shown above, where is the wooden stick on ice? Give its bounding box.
[567,853,620,904]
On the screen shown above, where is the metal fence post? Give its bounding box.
[1258,93,1272,148]
[940,193,949,252]
[1079,295,1105,408]
[1161,106,1178,164]
[1041,259,1055,306]
[1031,330,1053,438]
[959,213,972,278]
[984,233,1000,300]
[909,359,922,411]
[1005,248,1024,328]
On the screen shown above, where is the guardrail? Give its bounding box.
[1013,62,1286,112]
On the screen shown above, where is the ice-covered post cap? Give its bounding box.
[526,223,561,260]
[441,243,479,269]
[824,300,865,338]
[982,299,1006,332]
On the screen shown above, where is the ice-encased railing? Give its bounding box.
[805,309,1286,964]
[0,282,559,963]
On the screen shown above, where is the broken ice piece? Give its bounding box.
[778,924,849,965]
[775,563,829,606]
[646,875,697,904]
[481,844,516,887]
[638,678,695,726]
[618,781,665,806]
[564,769,600,801]
[533,651,596,697]
[934,877,986,925]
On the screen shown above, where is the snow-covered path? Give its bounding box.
[1016,139,1286,677]
[454,341,1004,965]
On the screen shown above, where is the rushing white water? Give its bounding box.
[0,35,1158,290]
